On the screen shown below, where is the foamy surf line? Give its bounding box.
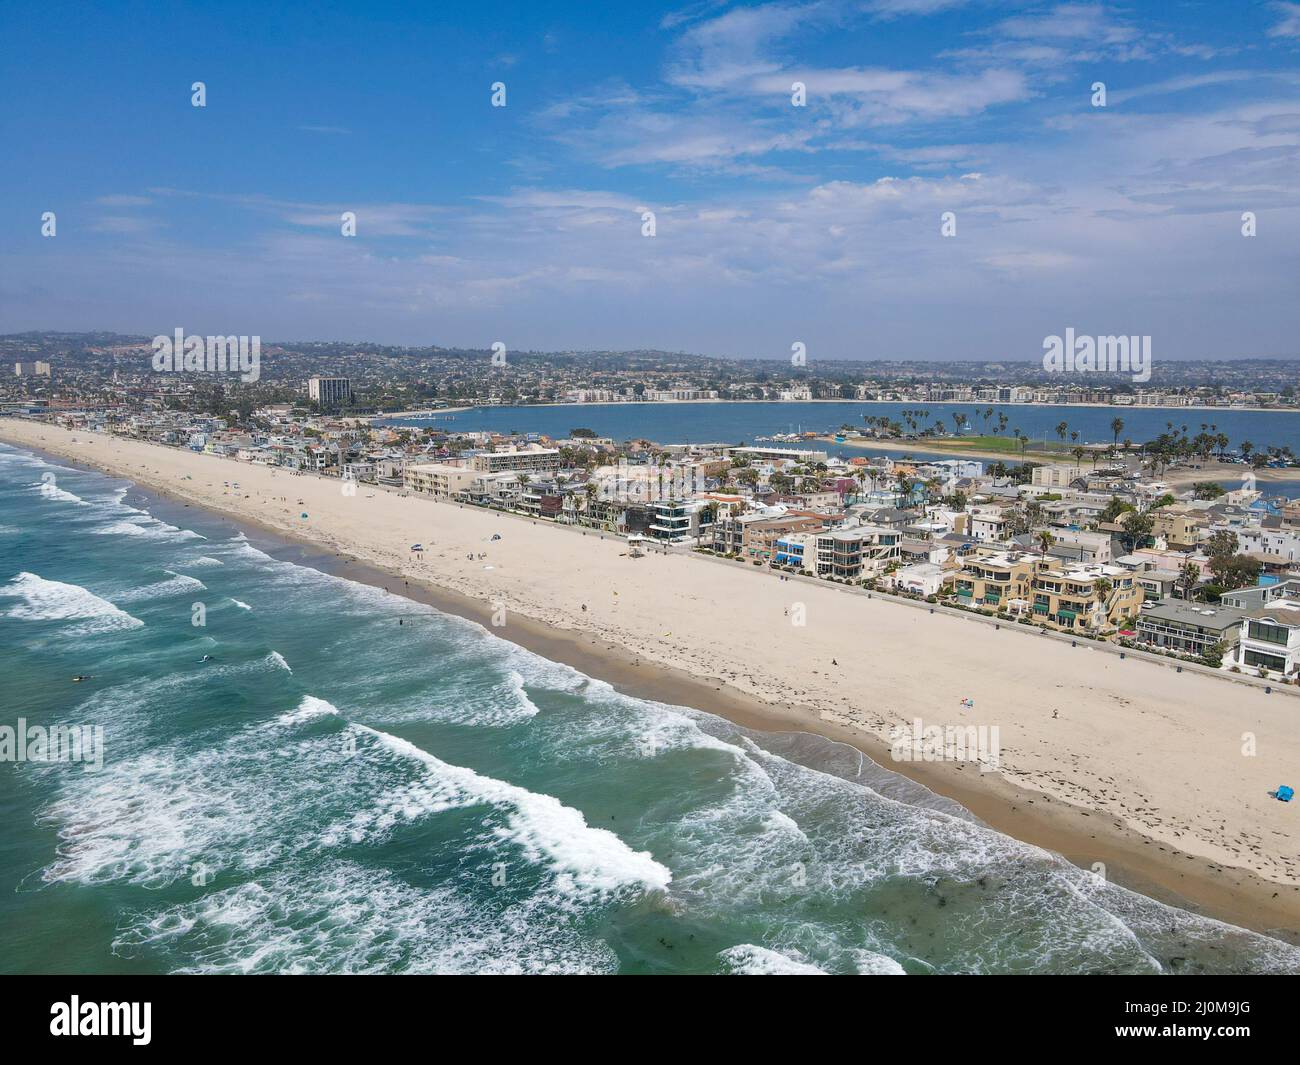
[1,571,143,634]
[286,697,671,899]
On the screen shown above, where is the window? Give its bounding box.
[1248,620,1292,646]
[1244,649,1288,671]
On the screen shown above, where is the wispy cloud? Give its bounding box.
[1269,2,1300,39]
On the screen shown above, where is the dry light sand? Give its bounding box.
[5,420,1299,934]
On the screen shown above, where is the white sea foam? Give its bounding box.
[719,944,827,975]
[230,598,252,610]
[94,516,203,543]
[505,670,541,718]
[328,719,672,900]
[1,572,143,635]
[223,534,274,561]
[410,668,541,728]
[277,695,335,725]
[32,480,88,505]
[179,555,224,568]
[852,951,908,975]
[114,571,206,603]
[113,862,620,974]
[42,690,667,977]
[268,651,292,674]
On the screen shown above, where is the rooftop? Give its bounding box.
[1139,601,1246,630]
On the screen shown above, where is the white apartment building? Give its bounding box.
[727,446,829,465]
[924,459,985,480]
[644,389,719,401]
[470,448,561,474]
[307,376,352,408]
[1232,525,1300,563]
[969,507,1010,543]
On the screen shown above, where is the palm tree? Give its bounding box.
[1037,529,1055,556]
[696,501,719,545]
[895,469,911,500]
[1110,417,1124,446]
[1179,562,1200,601]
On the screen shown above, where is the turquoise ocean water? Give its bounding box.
[2,441,1298,974]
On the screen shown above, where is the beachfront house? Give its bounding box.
[1233,599,1300,677]
[647,499,711,544]
[813,524,900,580]
[1134,602,1245,658]
[886,561,953,597]
[773,532,816,570]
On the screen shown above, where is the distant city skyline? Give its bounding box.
[3,1,1299,359]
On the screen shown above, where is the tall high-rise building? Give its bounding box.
[14,361,51,376]
[307,376,351,409]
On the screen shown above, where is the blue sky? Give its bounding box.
[2,0,1299,360]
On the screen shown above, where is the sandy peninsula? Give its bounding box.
[823,434,1300,488]
[5,419,1300,937]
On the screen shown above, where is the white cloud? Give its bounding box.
[1269,2,1300,39]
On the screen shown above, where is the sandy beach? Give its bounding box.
[5,419,1300,937]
